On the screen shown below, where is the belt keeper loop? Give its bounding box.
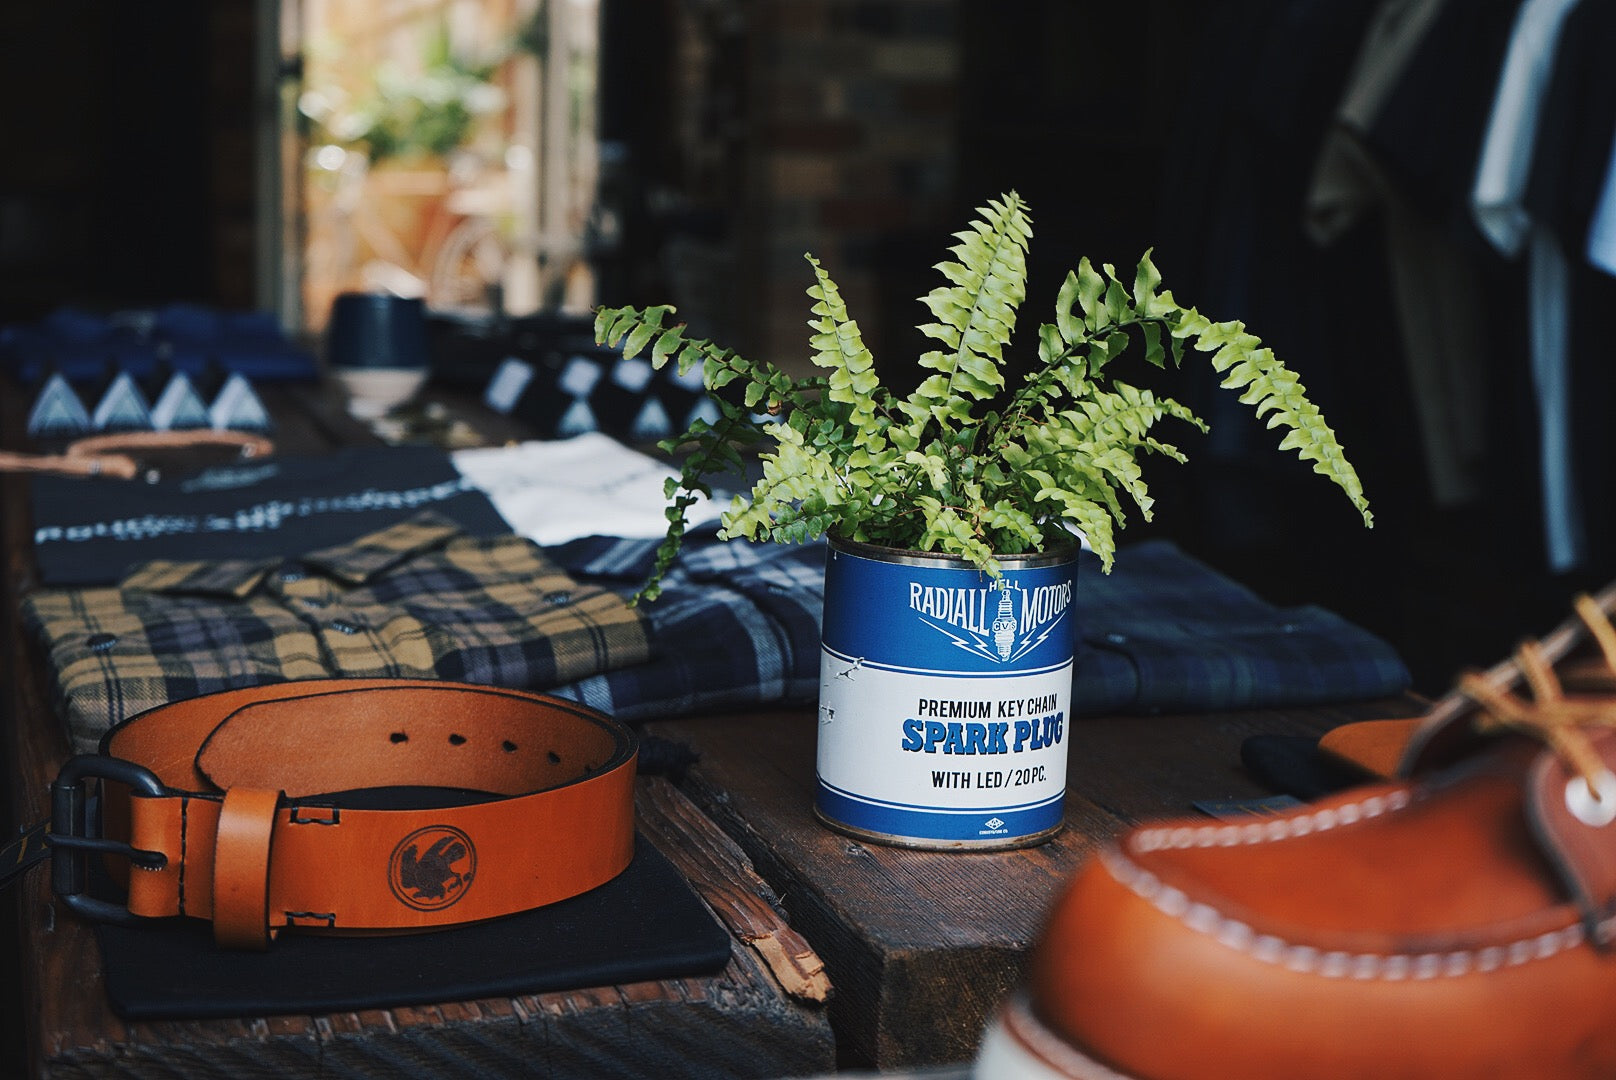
[212,786,282,950]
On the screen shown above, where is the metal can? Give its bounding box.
[815,535,1078,849]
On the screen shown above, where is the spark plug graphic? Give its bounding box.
[991,581,1017,660]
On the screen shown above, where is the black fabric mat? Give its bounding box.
[96,835,731,1020]
[1240,734,1370,801]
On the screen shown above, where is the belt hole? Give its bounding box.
[449,733,467,746]
[390,732,408,744]
[502,740,517,753]
[547,751,561,764]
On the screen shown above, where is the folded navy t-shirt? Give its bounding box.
[29,445,512,586]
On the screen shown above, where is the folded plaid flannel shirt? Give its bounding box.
[24,512,649,753]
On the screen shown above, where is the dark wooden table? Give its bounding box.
[2,373,1425,1077]
[1,379,836,1080]
[649,694,1424,1070]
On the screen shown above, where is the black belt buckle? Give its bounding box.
[49,754,168,925]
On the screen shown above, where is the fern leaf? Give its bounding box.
[1192,324,1373,527]
[805,254,883,441]
[1073,258,1106,330]
[601,191,1373,595]
[1132,249,1162,311]
[903,192,1031,433]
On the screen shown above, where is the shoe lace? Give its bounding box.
[1459,595,1616,819]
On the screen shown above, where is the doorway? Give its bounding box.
[271,0,602,335]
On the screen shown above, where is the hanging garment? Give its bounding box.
[1586,128,1616,273]
[1523,0,1616,568]
[1306,0,1521,507]
[1472,0,1588,570]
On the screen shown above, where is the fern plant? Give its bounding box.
[596,191,1371,602]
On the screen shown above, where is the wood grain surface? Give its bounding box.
[649,694,1424,1070]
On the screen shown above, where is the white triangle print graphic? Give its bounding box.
[209,373,273,431]
[557,399,597,437]
[612,356,653,392]
[630,397,672,442]
[26,374,91,437]
[684,397,721,428]
[559,356,602,397]
[150,372,212,430]
[91,372,153,431]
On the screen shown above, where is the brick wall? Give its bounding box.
[655,0,1205,385]
[661,0,961,380]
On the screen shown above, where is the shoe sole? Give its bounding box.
[975,994,1140,1080]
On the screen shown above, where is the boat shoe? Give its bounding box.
[975,591,1616,1080]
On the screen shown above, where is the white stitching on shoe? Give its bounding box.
[1130,788,1412,853]
[998,994,1138,1080]
[1101,847,1605,981]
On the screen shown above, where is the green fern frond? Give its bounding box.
[911,496,1001,572]
[1067,384,1205,450]
[901,191,1031,434]
[595,192,1372,598]
[805,255,884,445]
[721,422,841,541]
[1179,314,1374,529]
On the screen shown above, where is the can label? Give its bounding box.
[816,542,1076,845]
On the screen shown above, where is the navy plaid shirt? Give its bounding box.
[544,530,827,721]
[1069,539,1410,714]
[544,529,1411,721]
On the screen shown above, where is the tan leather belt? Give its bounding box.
[48,679,637,950]
[0,430,275,480]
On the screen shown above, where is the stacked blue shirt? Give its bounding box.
[546,527,1410,720]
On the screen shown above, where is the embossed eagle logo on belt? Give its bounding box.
[389,825,477,911]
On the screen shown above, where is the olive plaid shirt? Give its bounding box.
[23,512,649,753]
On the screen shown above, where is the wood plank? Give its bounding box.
[636,776,831,1003]
[648,697,1425,1069]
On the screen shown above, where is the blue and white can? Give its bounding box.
[815,536,1078,849]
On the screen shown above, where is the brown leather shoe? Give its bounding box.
[1319,583,1616,780]
[976,593,1616,1080]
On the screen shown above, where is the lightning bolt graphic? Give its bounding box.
[1008,612,1070,663]
[918,617,1000,662]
